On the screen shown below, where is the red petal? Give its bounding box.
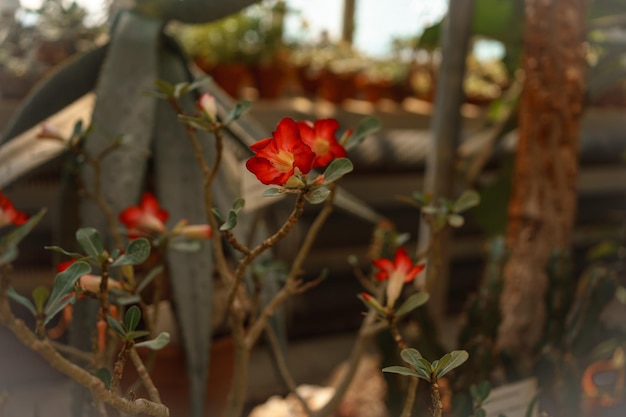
[394,247,413,273]
[250,137,273,152]
[404,264,426,283]
[246,156,291,186]
[119,206,142,228]
[57,259,76,273]
[314,119,339,140]
[273,118,301,150]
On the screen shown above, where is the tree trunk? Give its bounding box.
[497,0,587,370]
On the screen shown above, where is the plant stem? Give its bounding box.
[431,379,443,417]
[130,348,162,404]
[111,341,132,393]
[389,315,419,417]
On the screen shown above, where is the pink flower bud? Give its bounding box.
[198,93,217,122]
[177,224,213,239]
[36,122,65,141]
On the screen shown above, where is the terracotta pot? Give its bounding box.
[196,61,253,99]
[294,65,321,97]
[318,69,358,104]
[249,63,289,99]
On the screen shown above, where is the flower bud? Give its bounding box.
[198,93,217,123]
[36,122,65,141]
[177,224,213,239]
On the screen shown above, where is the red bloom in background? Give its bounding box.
[57,259,122,293]
[297,118,346,168]
[0,191,28,227]
[119,192,169,238]
[246,118,316,186]
[373,247,425,307]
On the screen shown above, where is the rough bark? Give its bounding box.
[497,0,587,370]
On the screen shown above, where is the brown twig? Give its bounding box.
[129,348,162,404]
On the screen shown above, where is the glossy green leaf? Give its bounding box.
[435,350,469,378]
[135,332,171,350]
[344,116,381,150]
[382,365,420,377]
[305,186,331,204]
[32,286,50,313]
[453,190,481,213]
[95,368,112,390]
[44,261,91,322]
[7,288,36,316]
[322,158,353,183]
[396,292,430,317]
[76,227,105,260]
[136,265,164,293]
[124,305,141,332]
[263,188,283,197]
[111,238,150,267]
[107,316,126,337]
[224,100,252,124]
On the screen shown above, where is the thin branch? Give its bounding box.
[129,348,162,404]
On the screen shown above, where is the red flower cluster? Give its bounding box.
[119,192,169,238]
[245,117,347,186]
[0,191,28,228]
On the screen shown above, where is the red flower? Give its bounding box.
[373,248,425,307]
[119,192,169,238]
[0,191,28,227]
[297,119,346,167]
[245,118,316,186]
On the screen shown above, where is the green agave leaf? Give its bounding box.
[32,286,50,313]
[396,292,430,317]
[435,350,469,378]
[305,186,331,204]
[136,265,164,293]
[224,100,252,124]
[111,238,151,267]
[135,332,170,350]
[7,288,36,316]
[263,188,283,197]
[124,305,141,332]
[107,315,126,337]
[322,158,353,183]
[344,116,381,150]
[95,367,112,390]
[76,227,105,260]
[44,261,91,321]
[381,365,420,377]
[453,190,481,213]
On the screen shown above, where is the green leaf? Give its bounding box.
[322,158,353,183]
[475,409,486,417]
[136,265,164,293]
[415,358,434,381]
[178,114,211,131]
[381,366,420,377]
[263,188,283,197]
[435,350,469,378]
[447,214,465,228]
[212,207,225,222]
[0,208,47,251]
[220,198,246,231]
[126,330,150,341]
[44,246,84,258]
[107,316,126,337]
[43,293,76,326]
[44,261,91,324]
[232,197,245,212]
[111,238,150,267]
[478,381,491,402]
[0,245,18,266]
[153,79,175,97]
[114,294,142,306]
[173,81,190,99]
[76,227,105,260]
[225,100,252,124]
[95,368,112,390]
[7,288,36,316]
[32,286,50,313]
[135,332,171,350]
[124,305,141,332]
[344,116,381,150]
[453,190,481,213]
[400,348,424,368]
[305,186,331,204]
[396,292,430,317]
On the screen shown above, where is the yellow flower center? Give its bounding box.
[312,137,330,156]
[273,149,295,172]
